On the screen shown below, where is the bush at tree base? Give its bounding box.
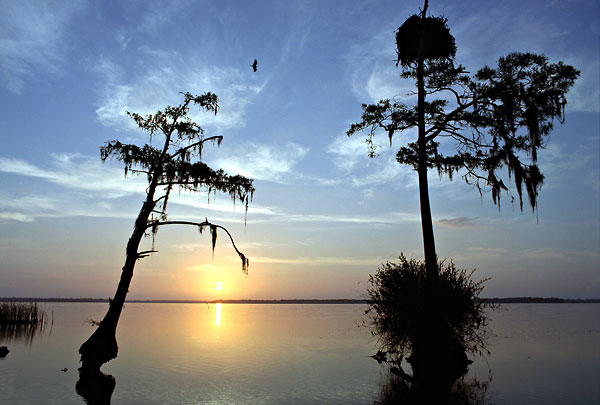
[365,254,492,387]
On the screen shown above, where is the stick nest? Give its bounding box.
[395,15,456,66]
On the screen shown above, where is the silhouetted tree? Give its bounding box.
[79,92,254,374]
[350,0,578,391]
[348,0,579,278]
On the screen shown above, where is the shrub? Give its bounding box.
[365,254,491,366]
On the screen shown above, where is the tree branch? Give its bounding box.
[145,219,249,274]
[169,136,224,160]
[446,131,493,149]
[424,99,476,142]
[128,168,151,175]
[137,250,158,259]
[154,195,167,204]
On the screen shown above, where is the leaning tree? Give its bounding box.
[349,0,578,387]
[79,92,254,374]
[348,0,579,278]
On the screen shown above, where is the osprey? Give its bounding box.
[251,59,257,72]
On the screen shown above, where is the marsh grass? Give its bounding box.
[0,302,49,342]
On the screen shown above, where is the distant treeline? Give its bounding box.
[1,297,599,304]
[480,297,600,303]
[0,298,367,304]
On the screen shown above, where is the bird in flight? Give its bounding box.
[251,59,257,72]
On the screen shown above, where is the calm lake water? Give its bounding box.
[1,303,598,404]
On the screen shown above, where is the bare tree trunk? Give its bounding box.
[79,194,156,373]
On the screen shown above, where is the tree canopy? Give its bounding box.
[101,91,254,270]
[348,38,579,213]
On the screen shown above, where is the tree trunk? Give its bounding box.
[416,6,437,280]
[79,197,155,374]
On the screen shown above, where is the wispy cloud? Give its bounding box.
[345,30,410,104]
[0,211,35,223]
[327,134,372,171]
[327,132,417,191]
[211,142,308,184]
[0,191,137,223]
[0,0,85,94]
[0,154,145,198]
[93,54,266,134]
[0,152,420,226]
[566,57,600,113]
[0,153,276,222]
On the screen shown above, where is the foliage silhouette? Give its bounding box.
[79,92,254,374]
[348,0,579,276]
[365,255,490,387]
[349,0,578,390]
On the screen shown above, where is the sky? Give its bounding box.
[0,0,598,300]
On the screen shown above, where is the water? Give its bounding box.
[470,304,600,404]
[0,303,598,404]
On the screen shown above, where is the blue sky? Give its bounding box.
[0,0,598,300]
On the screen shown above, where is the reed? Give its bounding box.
[0,302,47,328]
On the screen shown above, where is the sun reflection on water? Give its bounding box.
[215,303,221,326]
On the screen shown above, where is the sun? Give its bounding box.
[215,282,224,292]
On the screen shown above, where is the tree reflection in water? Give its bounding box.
[375,371,490,405]
[76,370,116,405]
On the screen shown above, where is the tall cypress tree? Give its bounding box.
[79,92,254,373]
[348,1,579,278]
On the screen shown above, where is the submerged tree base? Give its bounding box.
[365,254,491,390]
[79,323,118,374]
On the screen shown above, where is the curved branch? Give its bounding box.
[145,219,249,274]
[438,87,465,106]
[169,136,224,160]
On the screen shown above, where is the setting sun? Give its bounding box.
[215,282,224,292]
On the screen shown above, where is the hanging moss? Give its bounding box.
[395,15,456,66]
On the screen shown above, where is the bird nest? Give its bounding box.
[395,14,456,66]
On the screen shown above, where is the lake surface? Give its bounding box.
[1,303,598,404]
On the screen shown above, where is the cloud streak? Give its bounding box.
[212,142,308,184]
[0,154,146,198]
[94,54,266,134]
[0,153,421,226]
[0,0,85,93]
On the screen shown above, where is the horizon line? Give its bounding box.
[1,297,599,303]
